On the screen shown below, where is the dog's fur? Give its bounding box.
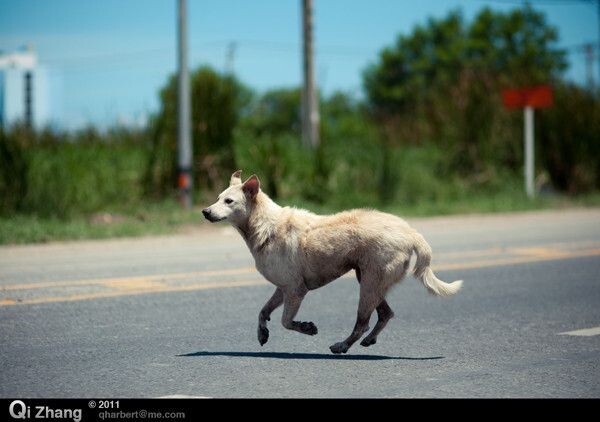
[203,170,463,354]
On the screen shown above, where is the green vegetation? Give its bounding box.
[1,5,599,245]
[0,200,202,245]
[0,126,149,218]
[2,190,599,245]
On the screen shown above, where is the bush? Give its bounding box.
[539,83,600,193]
[0,125,149,218]
[233,132,313,201]
[23,142,147,217]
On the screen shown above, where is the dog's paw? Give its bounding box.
[257,326,269,346]
[360,337,377,347]
[300,321,318,335]
[329,342,349,354]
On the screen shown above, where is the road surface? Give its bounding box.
[1,208,599,398]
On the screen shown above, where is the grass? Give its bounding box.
[281,190,600,217]
[0,200,203,245]
[384,190,600,217]
[2,191,599,246]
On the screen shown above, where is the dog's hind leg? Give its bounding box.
[354,267,395,348]
[330,281,380,354]
[360,300,394,347]
[257,287,283,346]
[281,285,318,336]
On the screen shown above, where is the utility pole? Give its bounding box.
[225,41,237,75]
[177,0,192,208]
[584,43,595,90]
[301,0,319,148]
[24,71,33,128]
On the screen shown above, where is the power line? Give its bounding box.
[40,39,379,68]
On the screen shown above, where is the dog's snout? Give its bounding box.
[202,207,224,223]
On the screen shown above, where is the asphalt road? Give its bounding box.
[1,208,599,398]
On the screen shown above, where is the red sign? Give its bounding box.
[502,85,553,109]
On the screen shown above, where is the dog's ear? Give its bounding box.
[230,170,242,186]
[242,174,260,199]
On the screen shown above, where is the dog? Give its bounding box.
[202,170,463,354]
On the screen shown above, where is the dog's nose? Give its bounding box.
[202,208,211,218]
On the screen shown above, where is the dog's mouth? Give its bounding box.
[205,215,226,223]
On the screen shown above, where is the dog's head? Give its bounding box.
[202,170,260,224]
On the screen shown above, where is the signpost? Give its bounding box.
[502,85,553,198]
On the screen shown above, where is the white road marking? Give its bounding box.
[157,395,211,399]
[558,326,600,337]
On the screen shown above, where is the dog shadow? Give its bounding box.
[177,351,444,361]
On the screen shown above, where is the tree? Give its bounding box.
[233,88,302,199]
[539,83,600,193]
[146,66,250,196]
[363,6,567,175]
[239,88,302,137]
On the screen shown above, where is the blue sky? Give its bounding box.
[0,0,597,129]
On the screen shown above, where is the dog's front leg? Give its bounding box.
[257,287,284,346]
[281,285,318,336]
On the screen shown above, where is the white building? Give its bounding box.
[0,46,51,129]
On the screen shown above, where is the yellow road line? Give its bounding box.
[3,242,599,292]
[433,247,506,259]
[1,247,599,307]
[1,266,257,291]
[2,279,268,306]
[1,244,592,292]
[433,249,600,272]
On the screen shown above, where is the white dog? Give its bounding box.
[203,171,463,354]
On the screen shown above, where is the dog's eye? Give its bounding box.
[224,198,234,204]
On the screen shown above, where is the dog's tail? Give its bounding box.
[412,233,463,296]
